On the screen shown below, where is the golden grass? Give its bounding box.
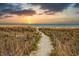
[39,27,79,56]
[0,26,40,56]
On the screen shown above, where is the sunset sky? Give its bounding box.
[0,3,79,24]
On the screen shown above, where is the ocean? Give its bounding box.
[0,23,79,27]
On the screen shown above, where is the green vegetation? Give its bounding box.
[39,27,79,56]
[0,26,41,56]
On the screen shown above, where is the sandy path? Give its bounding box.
[30,27,53,56]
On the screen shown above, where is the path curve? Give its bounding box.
[30,27,53,56]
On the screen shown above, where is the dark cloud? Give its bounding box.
[0,16,12,19]
[75,11,79,15]
[44,11,55,15]
[38,10,55,15]
[10,10,36,16]
[31,3,71,12]
[38,13,43,15]
[0,9,36,16]
[0,3,36,18]
[0,3,79,19]
[74,3,79,8]
[0,3,21,12]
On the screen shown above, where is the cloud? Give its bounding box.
[44,11,55,15]
[31,3,71,12]
[10,10,36,16]
[0,3,79,20]
[0,3,21,12]
[74,4,79,8]
[0,3,36,18]
[61,3,79,18]
[34,3,79,18]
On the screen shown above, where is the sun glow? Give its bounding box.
[26,16,32,24]
[20,16,33,24]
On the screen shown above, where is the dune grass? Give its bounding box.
[39,27,79,56]
[0,26,41,56]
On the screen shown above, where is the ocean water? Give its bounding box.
[24,24,79,27]
[0,23,79,27]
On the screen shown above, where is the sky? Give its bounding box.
[0,3,79,24]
